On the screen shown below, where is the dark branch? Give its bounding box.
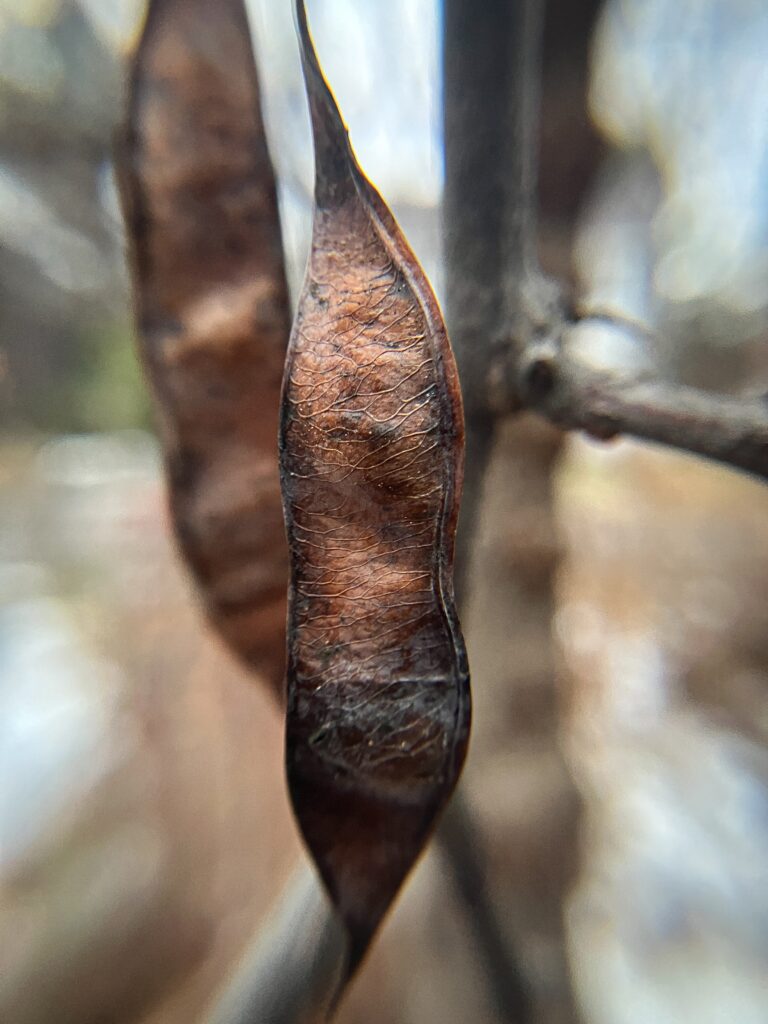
[442,2,547,1021]
[444,0,549,432]
[439,797,532,1023]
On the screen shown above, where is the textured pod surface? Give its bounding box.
[280,2,471,982]
[120,0,290,698]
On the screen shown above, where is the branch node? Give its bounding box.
[518,337,561,405]
[582,412,621,442]
[523,354,556,400]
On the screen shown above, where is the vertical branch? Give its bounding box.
[501,0,546,287]
[443,0,549,599]
[439,796,533,1023]
[441,5,550,1024]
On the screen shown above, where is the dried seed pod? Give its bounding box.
[280,1,471,987]
[119,0,290,699]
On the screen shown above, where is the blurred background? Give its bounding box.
[1,1,767,1022]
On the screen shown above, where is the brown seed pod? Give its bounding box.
[119,0,291,699]
[280,1,471,988]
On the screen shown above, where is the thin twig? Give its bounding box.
[515,337,768,480]
[204,863,345,1024]
[439,797,533,1023]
